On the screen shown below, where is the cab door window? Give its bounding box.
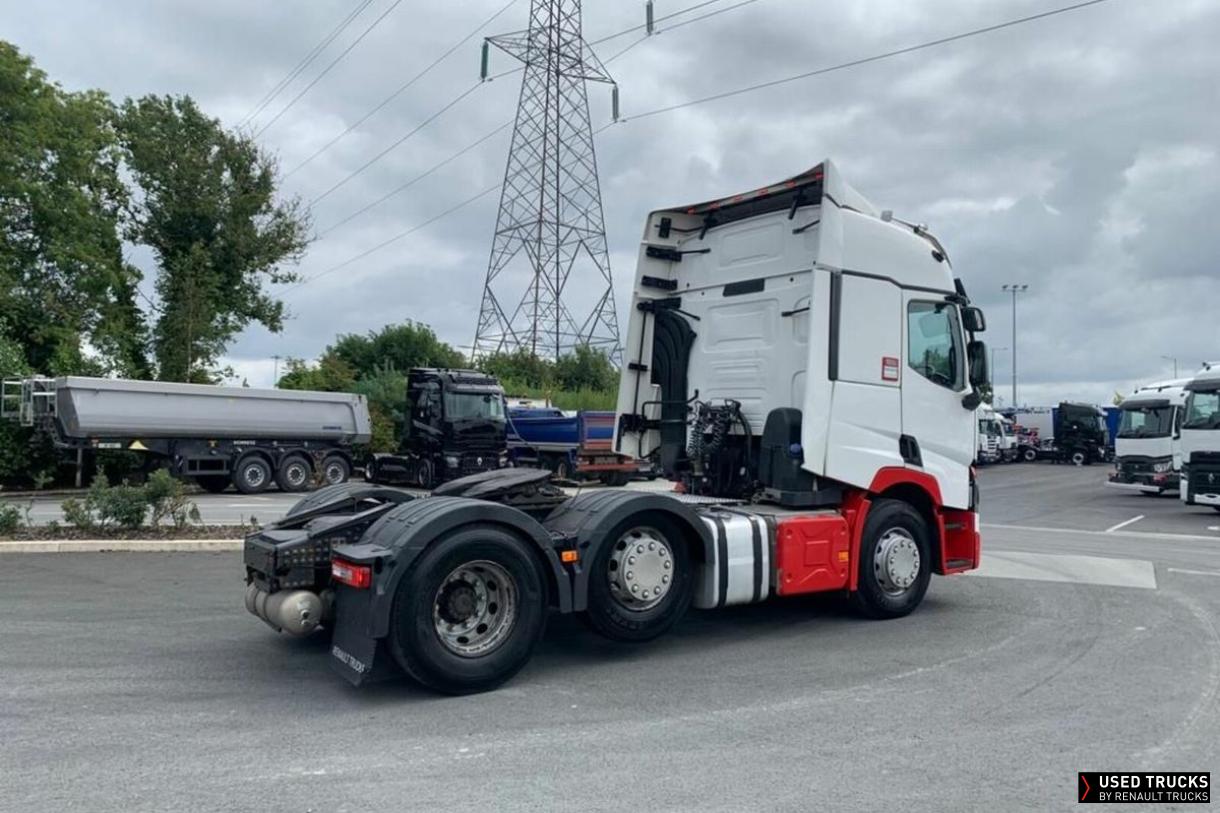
[907,301,964,390]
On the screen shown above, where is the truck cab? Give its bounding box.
[1108,380,1189,494]
[1053,402,1109,465]
[615,159,988,514]
[975,405,1005,465]
[1180,363,1220,510]
[368,369,507,488]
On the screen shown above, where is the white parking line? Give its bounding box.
[1166,568,1220,578]
[983,523,1218,543]
[1105,515,1145,533]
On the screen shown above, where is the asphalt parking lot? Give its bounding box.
[2,463,1217,811]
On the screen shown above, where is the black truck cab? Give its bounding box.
[368,369,507,488]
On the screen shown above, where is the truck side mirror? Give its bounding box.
[962,306,986,333]
[967,340,989,388]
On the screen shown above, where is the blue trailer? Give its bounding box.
[507,407,640,485]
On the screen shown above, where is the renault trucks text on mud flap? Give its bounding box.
[242,160,990,694]
[1180,363,1220,511]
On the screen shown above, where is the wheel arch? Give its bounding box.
[351,497,573,639]
[867,467,947,576]
[543,490,714,612]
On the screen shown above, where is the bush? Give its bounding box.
[0,501,24,534]
[61,472,201,531]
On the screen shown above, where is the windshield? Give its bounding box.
[1184,391,1220,430]
[1118,406,1174,438]
[444,391,506,422]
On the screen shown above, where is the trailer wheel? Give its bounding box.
[276,456,313,492]
[233,456,273,494]
[850,499,932,620]
[583,513,694,642]
[195,475,230,494]
[321,455,350,486]
[388,524,548,695]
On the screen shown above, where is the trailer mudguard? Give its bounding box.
[333,496,571,638]
[543,490,714,612]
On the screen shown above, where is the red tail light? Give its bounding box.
[332,559,372,589]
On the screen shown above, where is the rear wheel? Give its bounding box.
[321,455,350,486]
[195,475,230,494]
[233,456,272,495]
[388,525,548,694]
[603,471,631,487]
[553,458,572,480]
[414,459,434,489]
[276,456,313,492]
[583,513,694,642]
[850,499,932,619]
[1022,447,1038,463]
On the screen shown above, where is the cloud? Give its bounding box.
[5,0,1218,401]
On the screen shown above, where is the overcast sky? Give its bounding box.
[6,0,1218,405]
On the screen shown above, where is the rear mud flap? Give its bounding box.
[328,587,398,686]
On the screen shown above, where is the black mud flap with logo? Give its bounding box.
[328,585,397,686]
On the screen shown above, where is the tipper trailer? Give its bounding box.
[1,376,370,493]
[243,160,990,694]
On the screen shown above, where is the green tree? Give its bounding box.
[118,95,310,382]
[478,348,553,390]
[553,345,617,392]
[0,41,148,377]
[276,354,356,392]
[329,322,465,379]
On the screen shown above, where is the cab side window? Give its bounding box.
[907,301,963,390]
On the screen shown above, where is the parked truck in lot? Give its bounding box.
[242,160,989,694]
[1180,363,1220,511]
[1107,380,1189,494]
[1011,402,1109,465]
[365,369,507,489]
[1,376,369,493]
[507,407,639,485]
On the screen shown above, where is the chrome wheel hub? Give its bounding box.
[432,560,518,657]
[874,528,920,596]
[608,527,673,611]
[246,465,266,488]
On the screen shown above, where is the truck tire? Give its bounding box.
[582,513,694,642]
[387,524,548,695]
[1022,447,1037,463]
[849,499,932,620]
[276,456,313,493]
[603,471,630,487]
[195,475,230,494]
[233,456,273,494]
[553,458,572,480]
[1069,449,1087,467]
[415,459,434,490]
[321,455,350,486]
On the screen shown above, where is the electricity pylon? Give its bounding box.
[473,0,622,364]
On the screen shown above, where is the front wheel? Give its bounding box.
[388,525,548,695]
[1069,449,1087,467]
[850,499,932,619]
[583,513,694,642]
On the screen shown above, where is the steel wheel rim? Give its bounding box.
[324,462,345,484]
[874,527,921,596]
[607,526,674,611]
[432,560,518,657]
[246,463,267,488]
[286,462,309,487]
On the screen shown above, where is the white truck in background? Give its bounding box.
[1107,379,1189,494]
[976,404,1003,464]
[1180,363,1220,511]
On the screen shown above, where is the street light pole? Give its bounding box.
[1161,355,1178,378]
[1002,284,1029,407]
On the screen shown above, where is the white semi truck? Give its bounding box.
[1180,363,1220,511]
[1107,379,1189,494]
[242,160,990,694]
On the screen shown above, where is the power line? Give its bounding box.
[660,0,759,34]
[318,121,512,237]
[255,0,406,138]
[589,0,727,44]
[284,0,520,178]
[240,0,375,128]
[610,0,1116,125]
[306,0,755,229]
[284,183,503,296]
